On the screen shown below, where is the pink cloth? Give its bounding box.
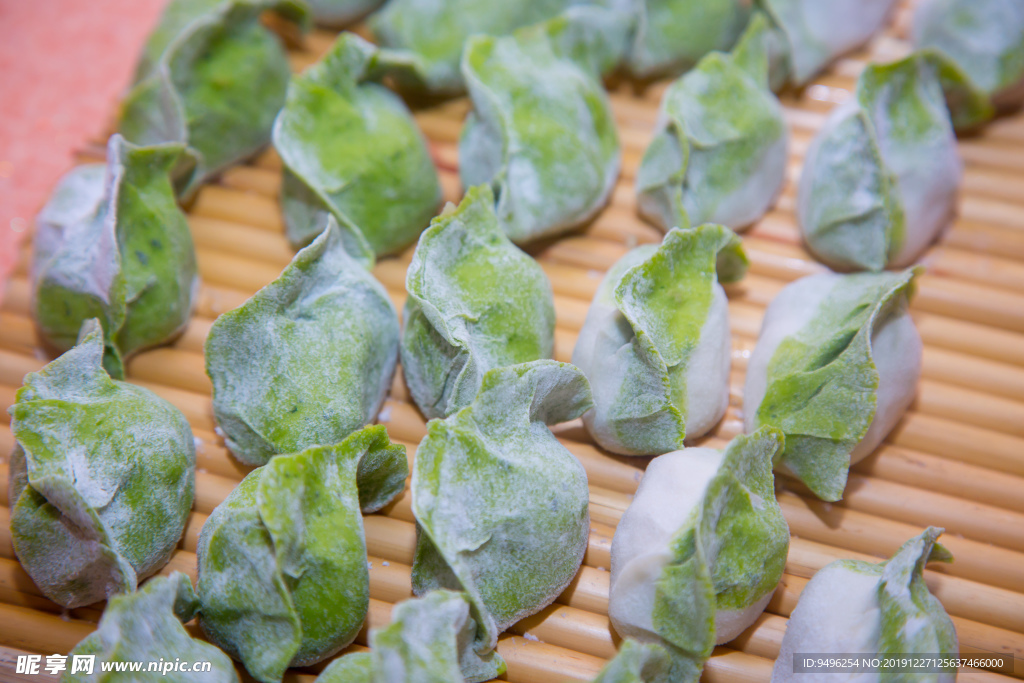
[0,0,168,301]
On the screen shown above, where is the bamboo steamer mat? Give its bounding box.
[3,1,1024,681]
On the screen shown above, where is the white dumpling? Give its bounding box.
[744,270,922,501]
[798,54,961,272]
[609,429,789,682]
[763,0,898,85]
[572,224,747,456]
[773,528,957,683]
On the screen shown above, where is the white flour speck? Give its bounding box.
[382,561,390,567]
[523,632,540,642]
[377,405,392,423]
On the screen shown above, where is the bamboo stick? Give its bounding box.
[777,490,1024,593]
[783,473,1024,554]
[853,444,1024,515]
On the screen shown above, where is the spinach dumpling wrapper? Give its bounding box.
[33,134,198,379]
[205,218,399,466]
[637,14,788,234]
[618,0,754,80]
[412,360,594,651]
[759,0,898,89]
[274,32,441,257]
[609,428,789,683]
[744,269,922,502]
[66,573,238,683]
[460,7,626,244]
[198,426,407,683]
[799,54,961,272]
[402,185,556,419]
[369,0,585,96]
[9,321,195,609]
[120,0,307,197]
[773,527,957,683]
[573,224,748,456]
[317,590,505,683]
[912,0,1024,131]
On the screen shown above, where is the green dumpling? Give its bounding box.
[573,224,748,456]
[9,321,195,609]
[205,218,399,466]
[65,573,238,683]
[911,0,1024,131]
[317,590,505,683]
[459,7,626,244]
[637,14,788,234]
[33,134,197,379]
[412,360,593,651]
[369,0,584,96]
[621,0,754,79]
[759,0,898,89]
[401,185,555,419]
[274,32,441,257]
[120,0,308,197]
[197,426,407,683]
[798,54,962,272]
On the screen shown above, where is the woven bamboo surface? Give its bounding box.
[2,2,1024,681]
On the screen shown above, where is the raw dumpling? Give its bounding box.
[912,0,1024,131]
[273,32,441,257]
[609,428,789,683]
[9,320,195,609]
[619,0,754,79]
[205,218,399,466]
[65,573,238,683]
[773,527,958,683]
[460,7,625,244]
[760,0,898,88]
[743,269,922,502]
[412,360,593,650]
[308,0,382,27]
[798,54,961,272]
[573,224,747,456]
[637,13,788,233]
[317,590,505,683]
[401,185,555,419]
[369,0,582,96]
[120,0,307,197]
[33,134,197,379]
[197,425,407,683]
